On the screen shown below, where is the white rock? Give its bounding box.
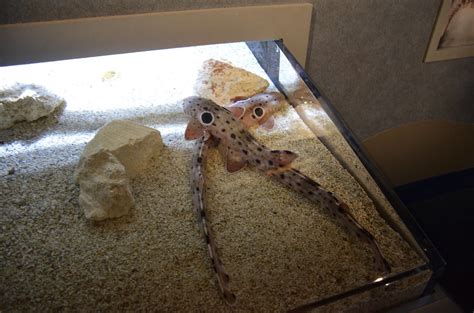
[75,120,163,220]
[76,120,163,180]
[0,83,65,129]
[76,151,134,221]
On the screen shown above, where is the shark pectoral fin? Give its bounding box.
[271,150,298,167]
[228,105,245,119]
[260,116,275,130]
[225,150,246,173]
[185,119,205,140]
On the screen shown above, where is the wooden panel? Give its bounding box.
[0,4,312,67]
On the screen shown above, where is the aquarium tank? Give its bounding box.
[0,40,444,312]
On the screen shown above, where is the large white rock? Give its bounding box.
[76,120,163,179]
[76,151,134,221]
[0,83,65,129]
[75,120,163,220]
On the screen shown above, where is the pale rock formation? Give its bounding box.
[194,59,269,106]
[76,151,134,221]
[0,83,65,129]
[75,120,163,220]
[76,120,163,179]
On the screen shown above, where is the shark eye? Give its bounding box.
[200,111,214,125]
[254,107,264,118]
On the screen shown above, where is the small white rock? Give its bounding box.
[0,83,65,129]
[76,151,134,221]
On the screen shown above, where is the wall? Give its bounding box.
[1,0,473,184]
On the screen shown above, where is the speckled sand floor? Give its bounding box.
[0,43,427,311]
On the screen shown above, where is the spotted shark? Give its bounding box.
[227,92,286,130]
[183,96,391,302]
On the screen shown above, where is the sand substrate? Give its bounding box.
[0,94,428,311]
